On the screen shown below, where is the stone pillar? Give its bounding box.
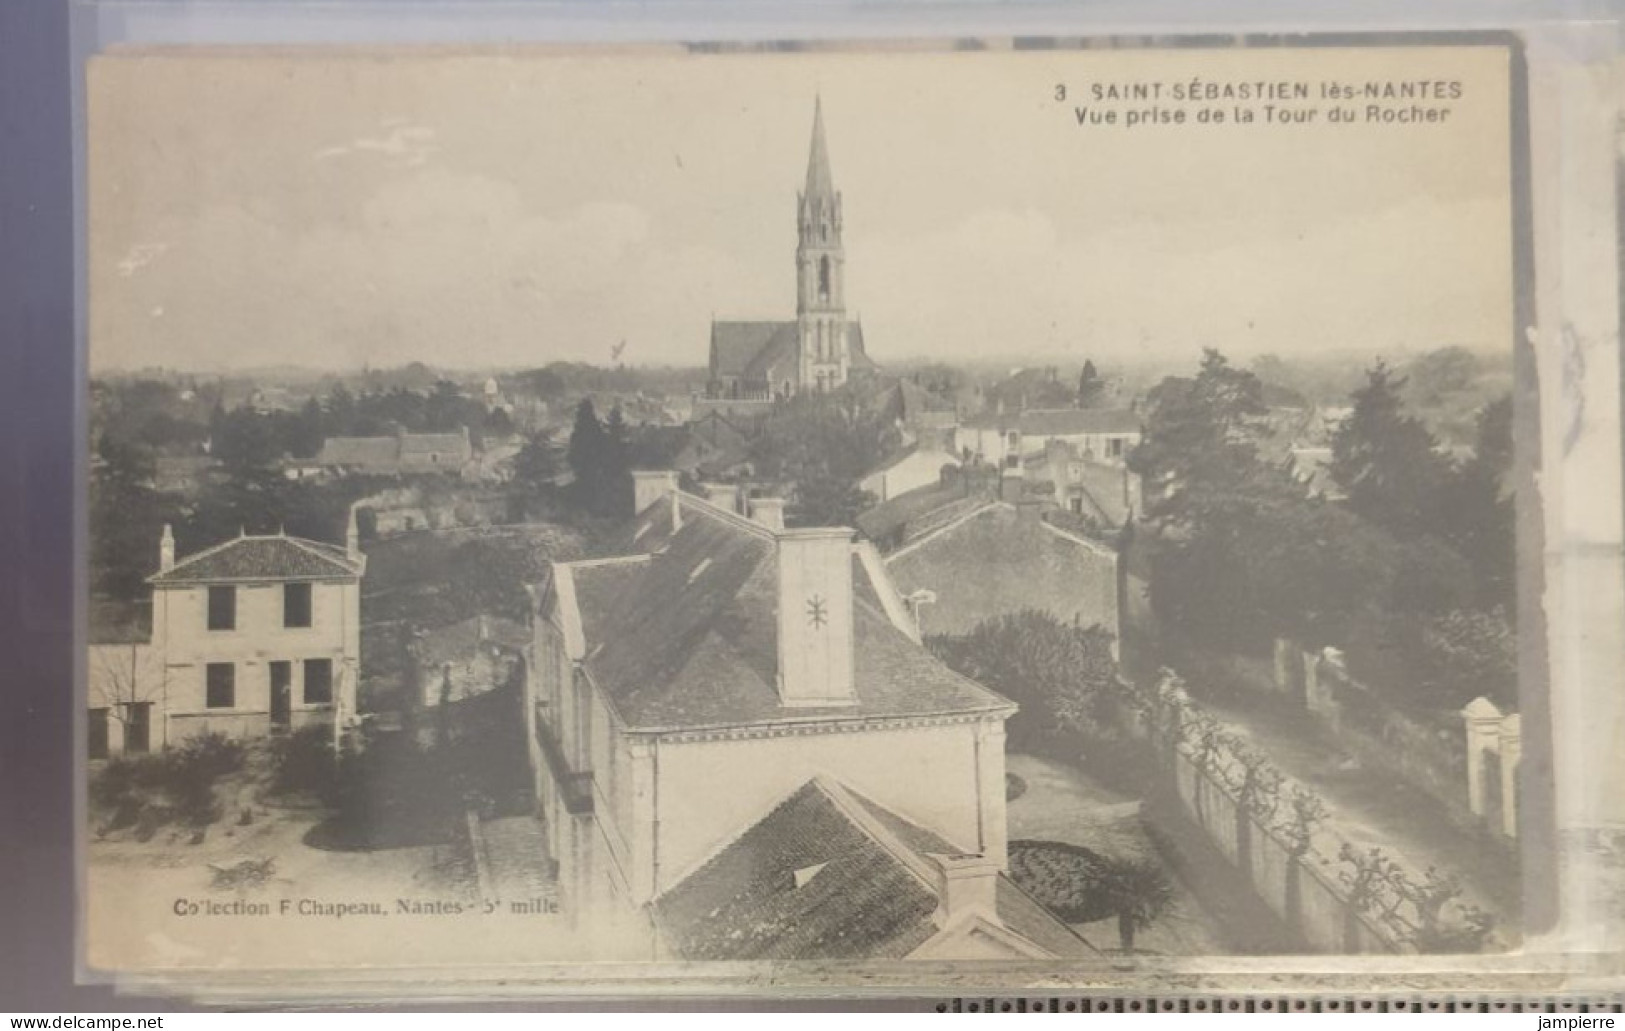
[1462,696,1504,820]
[1499,713,1522,838]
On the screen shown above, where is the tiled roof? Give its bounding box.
[149,534,364,585]
[653,780,940,960]
[559,499,1011,732]
[652,778,1096,961]
[1019,408,1141,437]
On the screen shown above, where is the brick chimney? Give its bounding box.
[930,852,1001,926]
[159,524,175,572]
[748,496,785,531]
[775,527,856,707]
[632,470,681,533]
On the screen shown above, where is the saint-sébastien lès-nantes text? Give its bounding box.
[1059,78,1467,129]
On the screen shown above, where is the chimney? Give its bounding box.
[747,496,785,531]
[775,528,856,707]
[931,853,1001,926]
[159,524,175,572]
[632,470,681,532]
[700,481,740,514]
[346,505,360,560]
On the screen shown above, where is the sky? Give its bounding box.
[88,43,1515,372]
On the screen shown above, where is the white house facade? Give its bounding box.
[126,518,365,749]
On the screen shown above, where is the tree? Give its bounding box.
[565,399,632,519]
[1437,395,1515,609]
[1130,349,1271,533]
[1329,361,1455,539]
[1077,360,1106,408]
[790,471,873,528]
[927,610,1119,750]
[747,388,897,527]
[1098,855,1175,952]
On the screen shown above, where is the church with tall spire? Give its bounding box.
[706,98,877,403]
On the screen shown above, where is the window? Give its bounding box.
[123,702,151,754]
[303,658,333,705]
[89,709,109,760]
[207,585,236,631]
[1108,437,1124,458]
[818,256,831,302]
[205,663,235,708]
[283,583,312,628]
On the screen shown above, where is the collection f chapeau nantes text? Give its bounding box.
[171,897,559,919]
[1060,78,1465,130]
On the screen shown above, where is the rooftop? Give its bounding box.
[652,777,1095,961]
[149,532,364,585]
[551,494,1012,734]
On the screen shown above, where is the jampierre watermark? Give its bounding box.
[1538,1020,1618,1029]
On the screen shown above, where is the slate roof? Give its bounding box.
[318,436,399,467]
[709,321,876,382]
[855,481,985,548]
[652,778,1095,961]
[961,407,1141,436]
[558,498,1011,733]
[1019,408,1142,437]
[149,534,364,585]
[416,615,530,668]
[884,503,1117,639]
[399,431,468,458]
[711,322,798,381]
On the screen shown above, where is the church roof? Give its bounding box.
[652,777,1095,961]
[149,533,364,585]
[710,321,797,380]
[553,496,1011,733]
[709,320,877,383]
[804,95,836,201]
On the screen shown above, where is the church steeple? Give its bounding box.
[804,95,836,202]
[796,96,848,394]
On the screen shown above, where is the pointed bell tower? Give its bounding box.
[796,96,848,394]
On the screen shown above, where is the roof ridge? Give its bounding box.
[811,777,940,892]
[281,534,363,572]
[153,533,252,578]
[883,500,1002,563]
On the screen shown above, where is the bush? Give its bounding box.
[1007,839,1116,923]
[89,734,244,832]
[269,725,339,800]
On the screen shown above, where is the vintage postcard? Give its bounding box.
[80,34,1621,995]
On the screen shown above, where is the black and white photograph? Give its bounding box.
[78,35,1607,991]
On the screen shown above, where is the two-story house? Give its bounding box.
[137,515,365,747]
[527,471,1095,961]
[955,408,1142,470]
